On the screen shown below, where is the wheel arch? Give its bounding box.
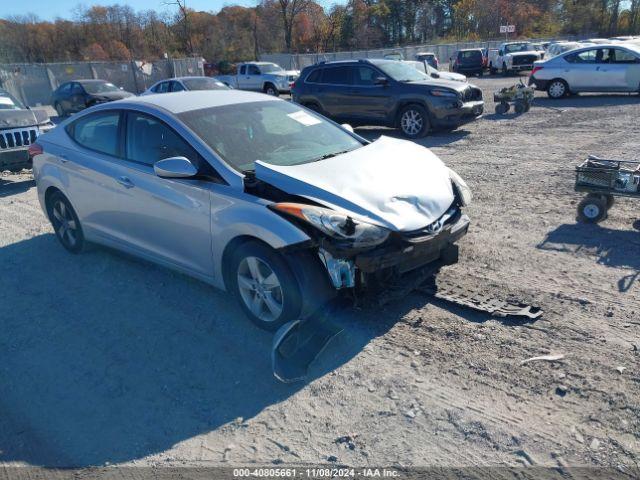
[43,185,64,222]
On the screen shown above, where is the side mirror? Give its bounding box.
[431,73,440,78]
[341,123,354,133]
[154,156,198,179]
[499,50,504,56]
[374,76,389,86]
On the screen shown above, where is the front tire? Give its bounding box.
[398,104,430,139]
[229,240,302,331]
[502,63,509,76]
[47,191,85,253]
[54,102,65,118]
[547,79,568,99]
[264,83,278,96]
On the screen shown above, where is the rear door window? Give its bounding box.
[322,66,352,85]
[153,81,170,93]
[68,111,121,157]
[566,49,597,63]
[170,81,185,92]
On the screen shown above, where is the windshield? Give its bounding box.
[259,64,285,73]
[183,78,229,91]
[179,100,363,172]
[82,82,121,94]
[376,62,428,82]
[0,91,25,110]
[505,43,533,53]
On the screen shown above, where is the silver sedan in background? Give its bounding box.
[141,76,230,95]
[529,43,640,98]
[31,91,471,330]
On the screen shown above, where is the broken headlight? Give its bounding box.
[449,168,472,206]
[271,202,390,248]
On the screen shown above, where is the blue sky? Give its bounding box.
[2,0,344,21]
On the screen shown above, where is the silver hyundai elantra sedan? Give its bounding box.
[32,90,471,330]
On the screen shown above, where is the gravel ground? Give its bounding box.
[1,75,639,473]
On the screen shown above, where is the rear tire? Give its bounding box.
[577,196,607,223]
[398,104,430,139]
[489,63,496,75]
[547,79,568,99]
[47,191,85,253]
[228,240,303,331]
[514,100,526,114]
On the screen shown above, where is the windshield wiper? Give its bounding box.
[310,150,353,162]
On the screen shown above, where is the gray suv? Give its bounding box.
[292,59,483,138]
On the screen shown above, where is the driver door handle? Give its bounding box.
[116,176,135,189]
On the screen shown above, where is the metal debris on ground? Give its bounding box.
[520,353,565,365]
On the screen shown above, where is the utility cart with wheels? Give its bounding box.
[493,81,535,115]
[575,155,640,223]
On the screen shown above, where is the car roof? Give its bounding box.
[122,90,278,114]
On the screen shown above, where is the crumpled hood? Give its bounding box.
[0,109,39,129]
[255,136,455,232]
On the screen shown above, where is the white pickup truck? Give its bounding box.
[488,42,543,75]
[216,62,300,96]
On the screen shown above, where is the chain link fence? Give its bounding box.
[260,36,586,72]
[0,58,204,107]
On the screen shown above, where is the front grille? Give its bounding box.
[513,55,536,66]
[0,127,39,151]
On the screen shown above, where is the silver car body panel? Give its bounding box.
[255,135,454,232]
[534,43,640,92]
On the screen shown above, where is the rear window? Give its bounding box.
[459,50,482,62]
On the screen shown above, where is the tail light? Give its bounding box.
[530,66,543,77]
[28,142,43,159]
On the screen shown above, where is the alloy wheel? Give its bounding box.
[237,256,284,323]
[400,109,424,136]
[52,199,78,249]
[266,86,278,96]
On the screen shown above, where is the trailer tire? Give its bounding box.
[577,196,607,223]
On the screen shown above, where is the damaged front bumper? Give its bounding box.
[318,210,470,291]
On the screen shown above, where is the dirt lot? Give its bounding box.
[1,75,639,473]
